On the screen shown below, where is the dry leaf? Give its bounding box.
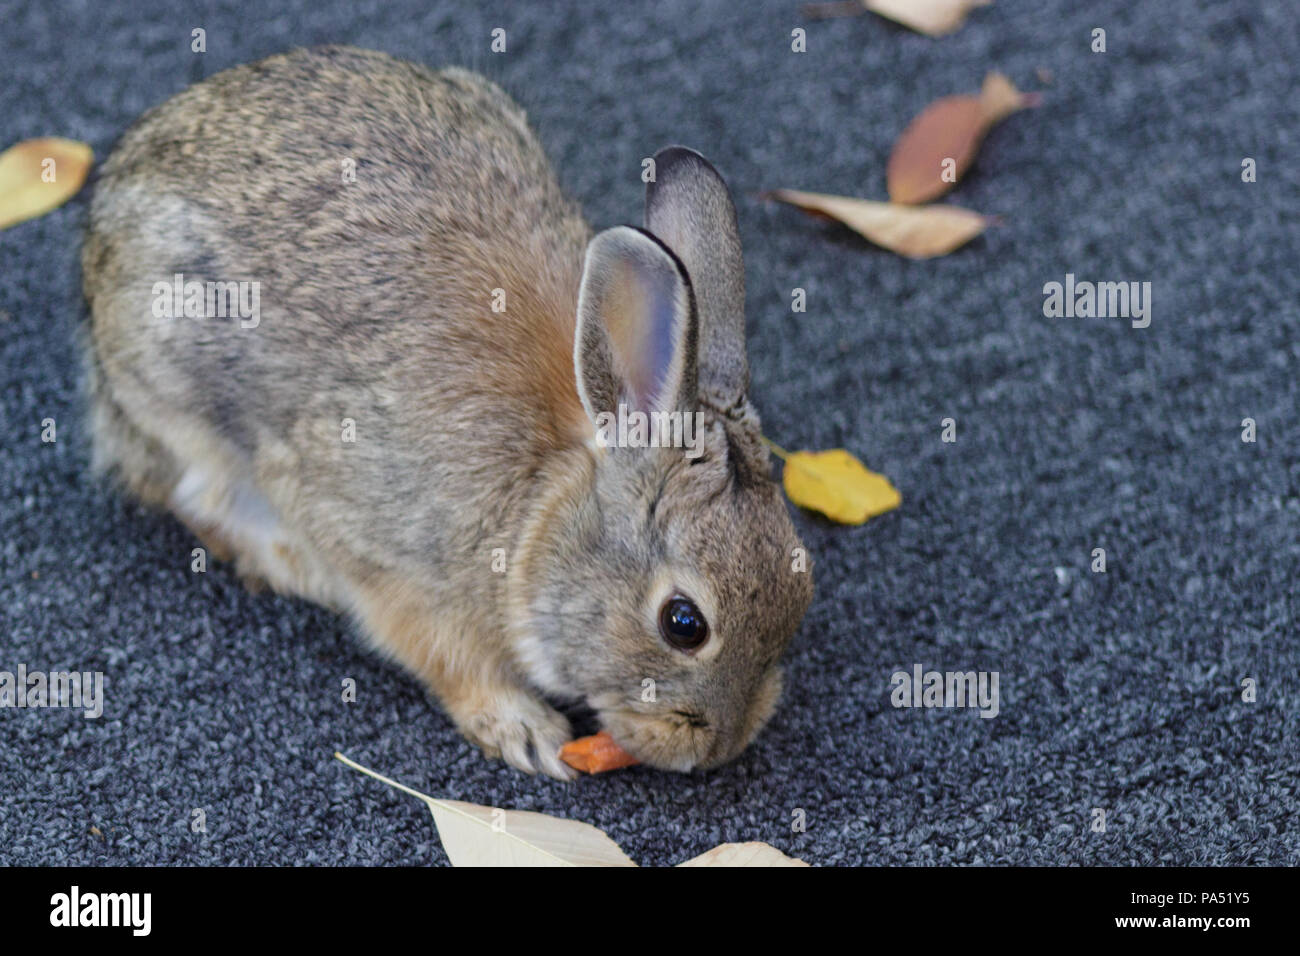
[0,138,93,230]
[766,442,901,525]
[335,752,636,866]
[559,731,640,774]
[866,0,992,35]
[802,0,991,36]
[427,801,638,867]
[887,72,1039,204]
[765,188,994,259]
[336,753,810,866]
[677,842,810,867]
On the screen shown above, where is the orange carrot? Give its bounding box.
[559,731,640,774]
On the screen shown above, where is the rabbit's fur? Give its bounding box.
[82,46,813,779]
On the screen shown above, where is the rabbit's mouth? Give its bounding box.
[586,663,784,771]
[589,700,716,772]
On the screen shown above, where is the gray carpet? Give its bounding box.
[2,0,1297,866]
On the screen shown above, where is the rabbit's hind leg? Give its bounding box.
[88,363,177,508]
[166,461,347,612]
[168,463,279,590]
[86,362,239,562]
[88,364,342,608]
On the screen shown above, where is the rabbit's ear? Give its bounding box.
[645,147,748,411]
[575,226,698,426]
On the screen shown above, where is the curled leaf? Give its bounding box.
[767,442,900,525]
[336,752,637,866]
[677,842,810,867]
[888,72,1039,204]
[765,188,995,259]
[336,753,811,866]
[802,0,991,36]
[0,138,93,230]
[559,731,640,774]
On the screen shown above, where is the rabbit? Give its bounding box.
[81,45,813,780]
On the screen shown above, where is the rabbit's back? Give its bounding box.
[84,46,592,578]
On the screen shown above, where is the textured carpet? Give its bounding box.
[2,0,1297,866]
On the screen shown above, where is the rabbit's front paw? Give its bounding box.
[457,687,577,781]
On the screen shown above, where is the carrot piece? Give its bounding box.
[558,731,640,774]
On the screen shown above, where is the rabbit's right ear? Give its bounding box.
[574,226,698,427]
[644,147,748,413]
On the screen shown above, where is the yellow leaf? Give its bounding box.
[765,188,995,259]
[769,444,901,525]
[0,138,93,230]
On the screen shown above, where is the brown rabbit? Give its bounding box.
[81,46,813,779]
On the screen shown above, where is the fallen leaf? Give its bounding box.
[677,842,810,867]
[0,138,93,230]
[336,753,810,866]
[802,0,991,36]
[765,188,995,259]
[335,752,636,866]
[978,71,1040,125]
[766,441,901,525]
[887,72,1039,204]
[867,0,992,35]
[559,731,640,774]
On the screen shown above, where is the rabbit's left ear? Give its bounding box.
[645,146,748,412]
[574,225,698,426]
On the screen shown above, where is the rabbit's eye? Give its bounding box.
[659,596,709,651]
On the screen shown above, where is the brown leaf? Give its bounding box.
[978,71,1038,125]
[765,188,995,259]
[0,138,93,230]
[802,0,992,36]
[887,72,1039,204]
